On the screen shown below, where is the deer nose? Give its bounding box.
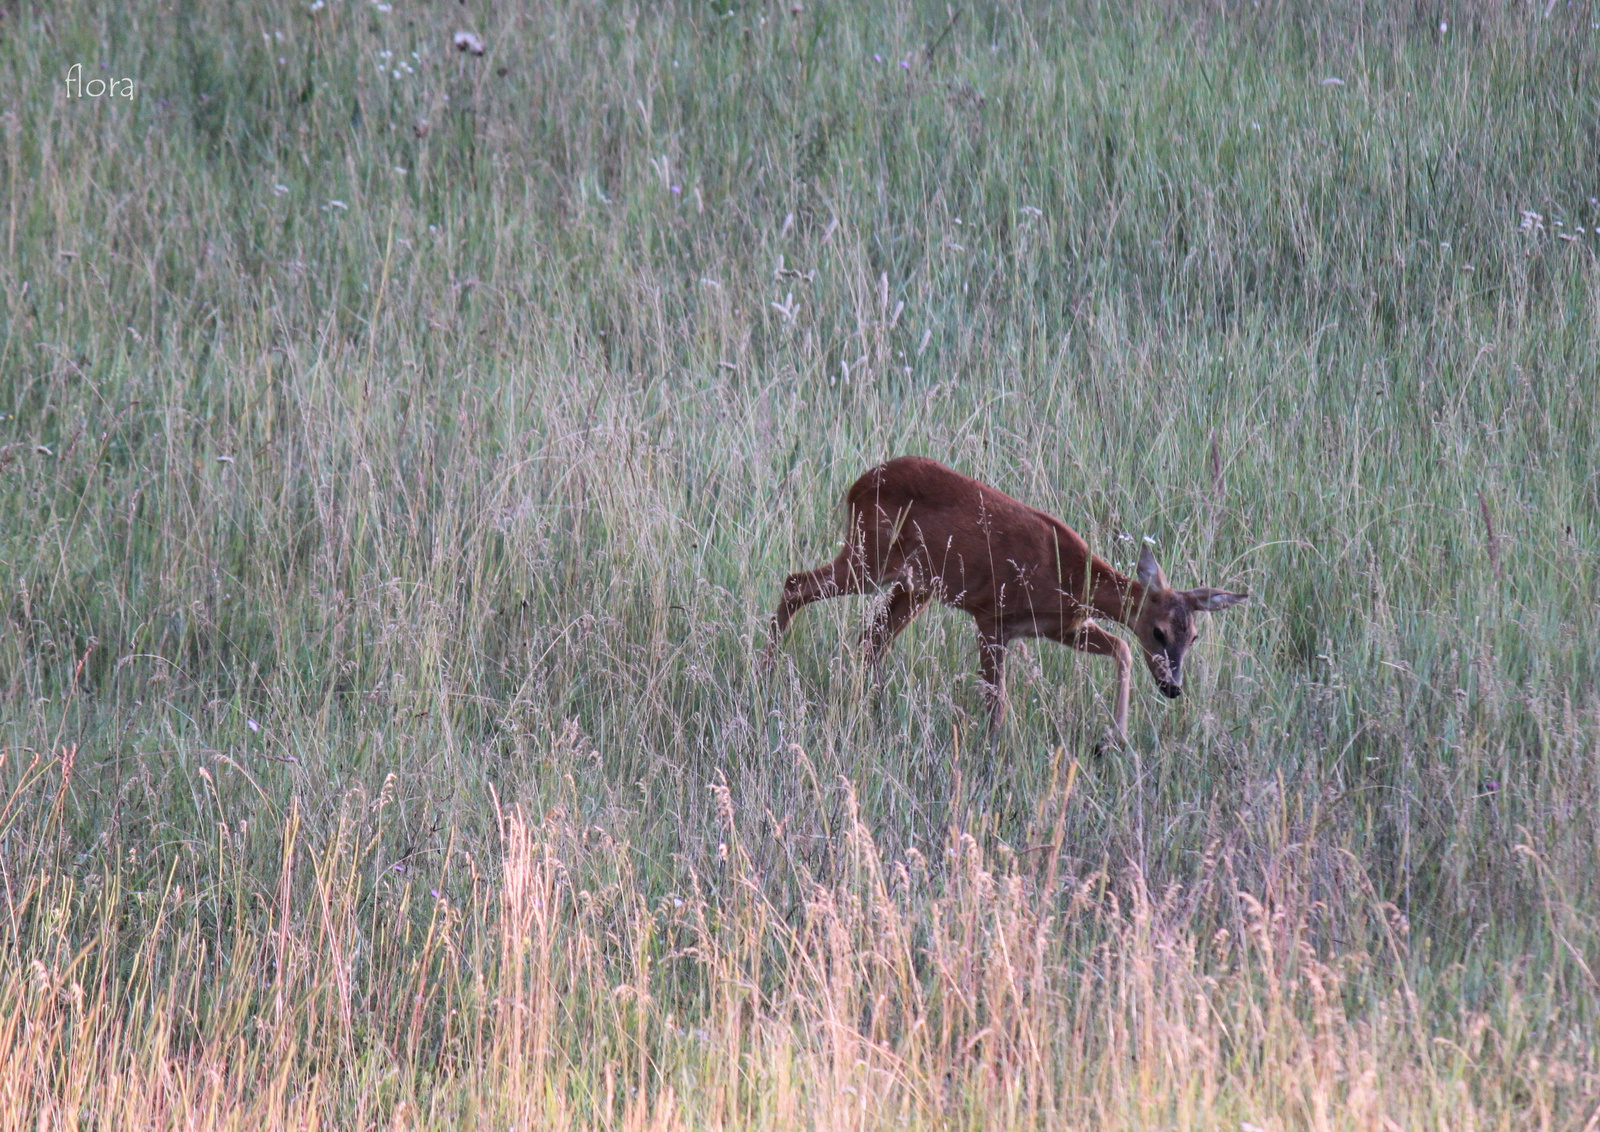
[1150,654,1183,698]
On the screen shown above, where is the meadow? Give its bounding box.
[3,0,1600,1126]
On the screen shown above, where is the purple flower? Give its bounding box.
[873,53,883,63]
[670,185,681,193]
[900,59,910,69]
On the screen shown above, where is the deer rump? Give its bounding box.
[841,457,1083,625]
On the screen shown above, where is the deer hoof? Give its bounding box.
[1093,729,1128,759]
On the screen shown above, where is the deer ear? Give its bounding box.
[1185,588,1249,612]
[1136,544,1168,591]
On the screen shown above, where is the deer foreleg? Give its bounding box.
[1063,622,1133,741]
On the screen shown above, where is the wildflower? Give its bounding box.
[247,719,260,732]
[873,53,883,63]
[454,31,485,55]
[272,183,289,195]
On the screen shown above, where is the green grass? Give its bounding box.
[3,0,1599,1126]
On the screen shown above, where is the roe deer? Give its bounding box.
[764,456,1248,739]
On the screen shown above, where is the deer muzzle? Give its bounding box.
[1151,653,1183,698]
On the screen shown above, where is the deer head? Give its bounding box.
[1131,544,1249,698]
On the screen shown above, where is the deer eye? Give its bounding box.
[1152,627,1167,646]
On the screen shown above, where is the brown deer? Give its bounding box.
[764,456,1248,739]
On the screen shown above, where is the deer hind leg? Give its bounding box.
[767,553,866,651]
[858,585,929,684]
[1061,621,1133,743]
[976,621,1010,733]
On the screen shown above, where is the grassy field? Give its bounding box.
[3,0,1600,1126]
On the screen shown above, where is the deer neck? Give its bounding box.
[1085,560,1146,627]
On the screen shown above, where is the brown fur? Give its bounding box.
[765,457,1248,736]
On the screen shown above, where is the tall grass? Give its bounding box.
[2,0,1599,1125]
